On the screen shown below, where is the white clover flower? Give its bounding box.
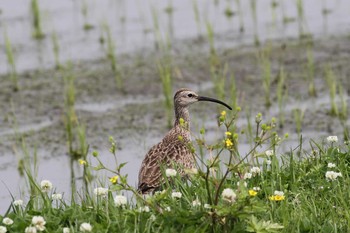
[164,206,171,212]
[63,227,70,233]
[0,226,7,233]
[274,191,284,196]
[252,187,261,191]
[32,216,46,231]
[114,195,127,207]
[25,226,37,233]
[13,199,23,206]
[79,223,92,232]
[327,136,338,143]
[204,204,211,209]
[221,188,237,203]
[327,163,336,168]
[40,180,53,193]
[138,206,150,212]
[165,168,177,177]
[93,187,108,197]
[149,214,156,221]
[243,173,252,180]
[192,199,201,207]
[325,171,342,181]
[52,193,62,200]
[2,217,13,225]
[250,167,261,175]
[237,181,247,187]
[171,191,182,199]
[265,150,274,157]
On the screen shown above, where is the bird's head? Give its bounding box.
[174,88,232,110]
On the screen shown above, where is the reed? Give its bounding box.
[51,31,62,70]
[250,0,260,46]
[30,0,44,39]
[81,0,93,30]
[324,65,338,116]
[258,49,272,108]
[306,46,316,97]
[293,108,305,136]
[277,66,287,128]
[102,22,123,89]
[4,29,19,91]
[235,0,244,32]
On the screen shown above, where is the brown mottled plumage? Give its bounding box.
[138,88,232,194]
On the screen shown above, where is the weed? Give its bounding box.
[30,0,44,39]
[4,29,18,91]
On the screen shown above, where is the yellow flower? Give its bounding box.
[225,132,232,136]
[248,190,257,197]
[225,138,233,148]
[78,159,87,165]
[269,195,285,201]
[221,111,227,116]
[109,176,119,184]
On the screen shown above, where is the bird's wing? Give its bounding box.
[137,140,191,193]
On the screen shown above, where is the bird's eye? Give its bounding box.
[187,93,193,97]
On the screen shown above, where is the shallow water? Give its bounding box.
[0,0,350,213]
[0,0,349,74]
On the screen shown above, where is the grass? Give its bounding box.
[30,0,44,39]
[4,29,18,91]
[2,109,350,232]
[258,48,272,108]
[323,65,338,116]
[51,30,62,70]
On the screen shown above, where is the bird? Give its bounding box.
[137,88,232,194]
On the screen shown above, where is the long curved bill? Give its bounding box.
[197,96,232,110]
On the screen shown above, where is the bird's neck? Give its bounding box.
[174,106,190,130]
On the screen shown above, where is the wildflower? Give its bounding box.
[204,204,211,209]
[138,206,150,212]
[221,111,226,117]
[78,159,87,165]
[269,191,285,201]
[255,113,262,124]
[149,214,156,221]
[114,195,127,207]
[265,150,274,157]
[13,199,23,206]
[79,223,92,232]
[237,181,247,187]
[248,190,258,197]
[243,173,252,180]
[221,188,236,203]
[171,191,182,199]
[225,131,232,136]
[185,168,198,175]
[252,187,261,191]
[2,217,13,226]
[0,226,7,233]
[25,226,37,233]
[109,175,118,184]
[250,167,261,175]
[165,168,177,177]
[325,171,342,181]
[327,136,338,143]
[40,180,53,193]
[327,163,336,168]
[225,138,233,148]
[94,187,108,197]
[192,199,201,207]
[63,228,70,233]
[32,216,46,231]
[52,193,62,200]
